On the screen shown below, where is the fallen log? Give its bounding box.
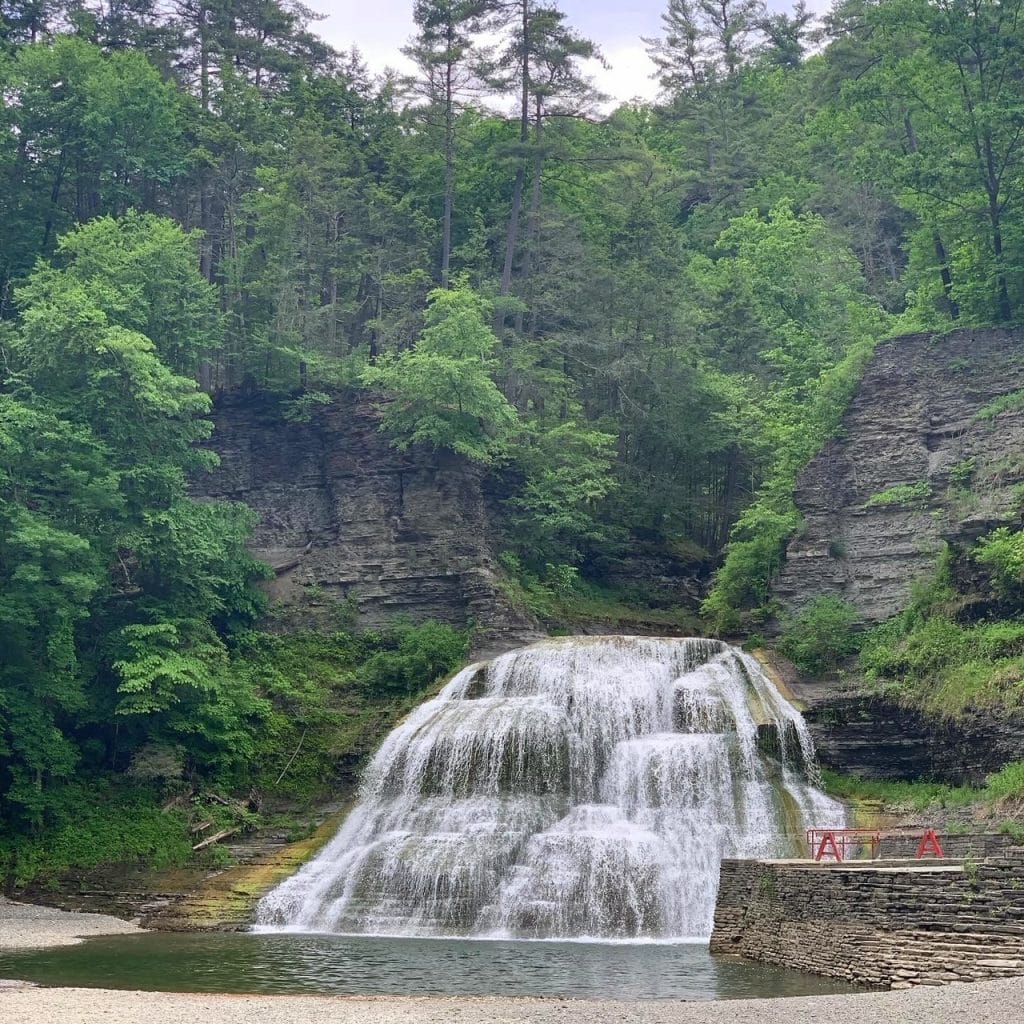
[192,827,241,852]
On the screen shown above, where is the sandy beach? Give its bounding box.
[2,897,1022,1023]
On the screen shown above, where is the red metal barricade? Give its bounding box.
[806,828,881,862]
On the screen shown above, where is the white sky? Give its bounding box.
[309,1,834,105]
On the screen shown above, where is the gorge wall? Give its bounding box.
[768,327,1024,783]
[774,327,1024,623]
[196,393,541,656]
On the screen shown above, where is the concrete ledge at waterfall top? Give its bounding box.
[712,850,1024,990]
[6,978,1024,1024]
[0,897,144,950]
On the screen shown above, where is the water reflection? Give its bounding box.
[0,932,862,1001]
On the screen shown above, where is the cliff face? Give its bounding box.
[774,327,1024,623]
[196,393,540,656]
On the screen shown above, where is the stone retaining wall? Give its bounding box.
[878,832,1021,859]
[711,851,1024,989]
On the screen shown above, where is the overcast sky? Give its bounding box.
[308,1,833,104]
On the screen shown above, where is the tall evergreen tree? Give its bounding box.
[404,1,494,287]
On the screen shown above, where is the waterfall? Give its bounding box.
[255,636,844,941]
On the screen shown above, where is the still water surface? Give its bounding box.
[0,932,863,1001]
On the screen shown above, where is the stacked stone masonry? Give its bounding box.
[711,850,1024,989]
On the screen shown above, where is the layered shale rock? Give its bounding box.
[774,327,1024,623]
[196,393,540,655]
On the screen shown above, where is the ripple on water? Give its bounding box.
[0,932,865,1001]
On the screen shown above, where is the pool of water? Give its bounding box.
[0,932,864,1000]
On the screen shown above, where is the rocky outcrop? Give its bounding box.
[196,393,541,656]
[794,682,1024,785]
[774,328,1024,623]
[758,650,1024,784]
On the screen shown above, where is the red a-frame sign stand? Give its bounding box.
[916,829,945,858]
[814,831,843,862]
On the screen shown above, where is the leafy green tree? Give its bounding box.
[0,37,184,312]
[507,415,617,564]
[25,212,221,377]
[0,397,121,824]
[698,202,890,630]
[0,216,266,830]
[645,0,766,91]
[362,285,518,462]
[489,1,602,325]
[835,0,1024,323]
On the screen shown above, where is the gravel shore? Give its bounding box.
[0,896,143,950]
[1,979,1022,1024]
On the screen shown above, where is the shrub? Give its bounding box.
[777,596,861,674]
[866,615,967,677]
[986,761,1024,801]
[974,389,1024,421]
[864,481,932,508]
[0,784,193,887]
[948,458,976,489]
[357,622,469,696]
[976,527,1024,595]
[820,768,976,810]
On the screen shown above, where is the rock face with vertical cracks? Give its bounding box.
[194,393,541,656]
[774,327,1024,624]
[766,329,1024,782]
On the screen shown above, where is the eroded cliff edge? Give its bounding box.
[196,393,541,657]
[771,327,1024,782]
[775,327,1024,623]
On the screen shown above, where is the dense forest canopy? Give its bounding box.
[2,0,1024,856]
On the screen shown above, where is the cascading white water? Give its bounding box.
[256,636,844,940]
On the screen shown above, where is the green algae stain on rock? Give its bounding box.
[149,810,351,932]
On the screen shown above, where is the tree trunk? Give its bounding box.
[441,19,456,288]
[496,0,531,333]
[515,94,544,336]
[983,130,1013,321]
[904,113,959,318]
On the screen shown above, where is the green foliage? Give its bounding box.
[778,596,862,675]
[859,543,1024,717]
[998,820,1024,842]
[819,769,977,811]
[703,322,882,632]
[496,553,580,621]
[975,390,1024,422]
[281,391,333,423]
[506,416,618,565]
[975,528,1024,597]
[948,459,976,489]
[362,286,518,463]
[0,785,193,888]
[32,212,221,375]
[496,552,698,632]
[986,762,1024,802]
[356,622,470,697]
[1,619,471,881]
[0,217,267,833]
[864,482,933,508]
